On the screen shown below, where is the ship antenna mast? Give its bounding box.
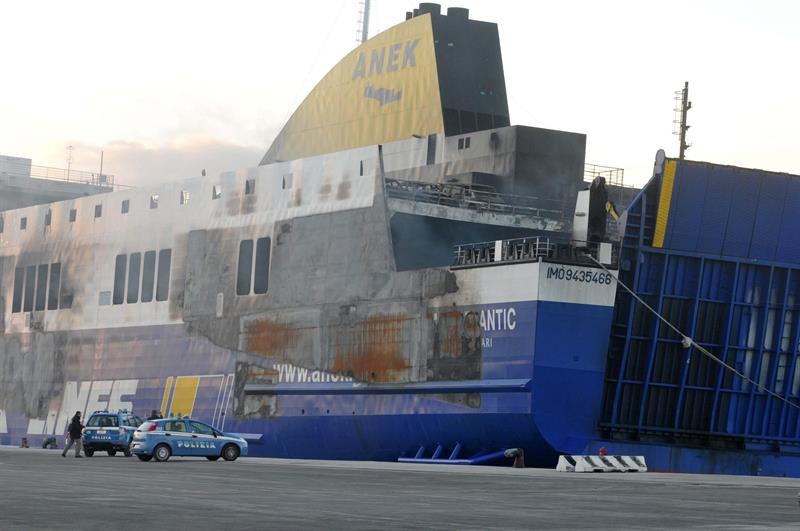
[357,0,371,44]
[673,81,692,160]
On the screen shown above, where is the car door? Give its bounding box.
[163,420,191,455]
[122,415,143,444]
[189,421,220,456]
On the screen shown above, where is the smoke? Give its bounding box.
[63,136,264,188]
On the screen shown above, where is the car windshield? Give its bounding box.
[123,415,143,427]
[138,421,156,431]
[87,415,118,427]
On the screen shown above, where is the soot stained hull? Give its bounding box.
[0,297,614,467]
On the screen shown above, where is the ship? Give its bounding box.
[2,3,800,476]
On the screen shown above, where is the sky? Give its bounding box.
[1,0,798,189]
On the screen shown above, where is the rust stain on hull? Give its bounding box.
[244,319,296,357]
[331,314,412,383]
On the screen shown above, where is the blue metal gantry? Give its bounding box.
[602,157,800,449]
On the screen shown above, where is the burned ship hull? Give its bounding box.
[0,132,616,465]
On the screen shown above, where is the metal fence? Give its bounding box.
[1,161,130,190]
[452,237,617,268]
[384,178,568,221]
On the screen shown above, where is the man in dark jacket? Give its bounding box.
[61,411,84,458]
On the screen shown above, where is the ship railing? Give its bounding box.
[584,163,629,188]
[384,178,568,221]
[453,237,618,268]
[1,162,133,190]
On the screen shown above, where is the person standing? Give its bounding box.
[61,411,84,458]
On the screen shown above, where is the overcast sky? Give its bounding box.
[1,0,798,188]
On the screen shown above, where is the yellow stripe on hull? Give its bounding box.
[653,159,677,248]
[160,376,173,416]
[169,376,200,418]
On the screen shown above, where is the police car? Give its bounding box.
[130,418,248,462]
[82,410,144,457]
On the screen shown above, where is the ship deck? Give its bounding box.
[1,447,797,529]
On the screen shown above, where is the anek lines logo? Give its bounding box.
[352,38,420,81]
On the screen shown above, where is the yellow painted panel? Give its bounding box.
[262,14,443,163]
[169,376,200,417]
[653,159,677,248]
[160,376,173,416]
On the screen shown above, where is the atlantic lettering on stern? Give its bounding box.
[478,307,517,332]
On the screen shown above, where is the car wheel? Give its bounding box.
[84,448,94,457]
[205,456,220,461]
[123,448,132,457]
[222,444,240,462]
[137,454,153,462]
[154,444,171,462]
[107,450,117,457]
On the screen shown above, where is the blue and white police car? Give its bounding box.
[82,410,144,457]
[130,418,248,462]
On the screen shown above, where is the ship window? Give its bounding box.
[156,249,171,301]
[12,267,24,313]
[48,263,61,310]
[245,179,256,195]
[69,209,77,222]
[35,264,48,311]
[44,209,52,227]
[253,237,271,294]
[23,265,35,312]
[477,112,492,131]
[282,174,293,190]
[180,190,190,205]
[0,215,4,233]
[443,108,459,136]
[459,110,477,133]
[236,239,254,296]
[212,185,222,200]
[20,217,27,230]
[121,200,130,214]
[426,134,437,165]
[359,160,364,176]
[150,194,159,209]
[492,114,510,128]
[141,250,156,302]
[113,254,127,305]
[94,204,102,219]
[465,137,471,149]
[59,281,73,309]
[127,252,141,303]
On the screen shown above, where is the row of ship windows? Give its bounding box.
[9,239,269,315]
[11,262,73,313]
[237,237,271,296]
[113,249,172,305]
[0,174,299,234]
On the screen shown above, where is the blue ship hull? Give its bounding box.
[0,299,614,467]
